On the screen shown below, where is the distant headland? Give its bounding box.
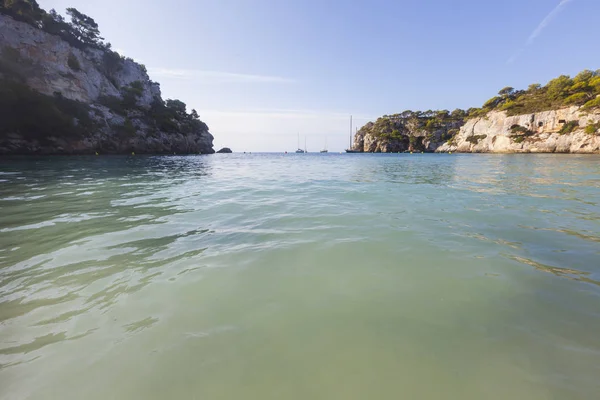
[350,71,600,154]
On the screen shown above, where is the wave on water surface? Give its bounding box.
[1,154,599,399]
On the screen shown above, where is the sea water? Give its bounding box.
[1,153,599,399]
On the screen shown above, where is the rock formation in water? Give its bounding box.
[216,147,232,153]
[350,71,600,154]
[0,5,214,155]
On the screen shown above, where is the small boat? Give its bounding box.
[345,115,361,153]
[295,133,305,153]
[320,136,328,153]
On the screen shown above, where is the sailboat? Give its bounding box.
[345,115,361,153]
[320,136,328,153]
[295,132,305,153]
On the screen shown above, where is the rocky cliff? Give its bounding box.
[436,107,600,153]
[0,14,214,154]
[351,106,600,155]
[351,68,600,154]
[351,111,465,153]
[351,107,600,154]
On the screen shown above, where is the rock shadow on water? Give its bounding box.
[34,306,93,326]
[123,316,159,334]
[0,328,96,356]
[105,228,210,257]
[0,292,79,324]
[85,271,163,311]
[511,256,600,287]
[379,158,457,185]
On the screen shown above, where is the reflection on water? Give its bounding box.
[380,156,457,185]
[511,256,600,287]
[1,154,600,400]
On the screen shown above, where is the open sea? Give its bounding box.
[1,153,599,400]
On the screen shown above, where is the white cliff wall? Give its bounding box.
[437,107,600,153]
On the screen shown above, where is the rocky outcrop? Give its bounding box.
[216,147,232,153]
[436,107,600,153]
[351,117,462,153]
[0,15,214,154]
[351,107,600,154]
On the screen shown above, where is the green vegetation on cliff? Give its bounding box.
[469,70,600,117]
[558,121,579,135]
[0,75,208,145]
[359,69,600,150]
[0,1,211,152]
[0,79,96,141]
[585,122,600,135]
[375,109,465,138]
[1,0,107,49]
[1,2,150,85]
[356,109,465,152]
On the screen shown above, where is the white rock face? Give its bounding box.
[1,17,121,102]
[115,58,161,108]
[0,15,214,154]
[436,107,600,153]
[0,16,159,104]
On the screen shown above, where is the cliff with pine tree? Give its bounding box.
[0,1,214,154]
[352,70,600,154]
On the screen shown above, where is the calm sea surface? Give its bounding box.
[1,153,599,399]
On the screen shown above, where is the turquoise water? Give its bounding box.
[1,153,599,399]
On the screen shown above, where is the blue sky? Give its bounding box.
[41,0,600,152]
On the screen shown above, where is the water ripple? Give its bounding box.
[0,154,599,399]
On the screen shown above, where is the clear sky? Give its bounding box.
[40,0,600,152]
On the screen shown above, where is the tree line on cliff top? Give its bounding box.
[366,69,600,144]
[474,69,600,117]
[1,0,107,50]
[374,69,600,136]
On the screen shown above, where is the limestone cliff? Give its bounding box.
[436,107,600,153]
[351,107,600,154]
[351,111,464,153]
[0,14,214,154]
[351,66,600,154]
